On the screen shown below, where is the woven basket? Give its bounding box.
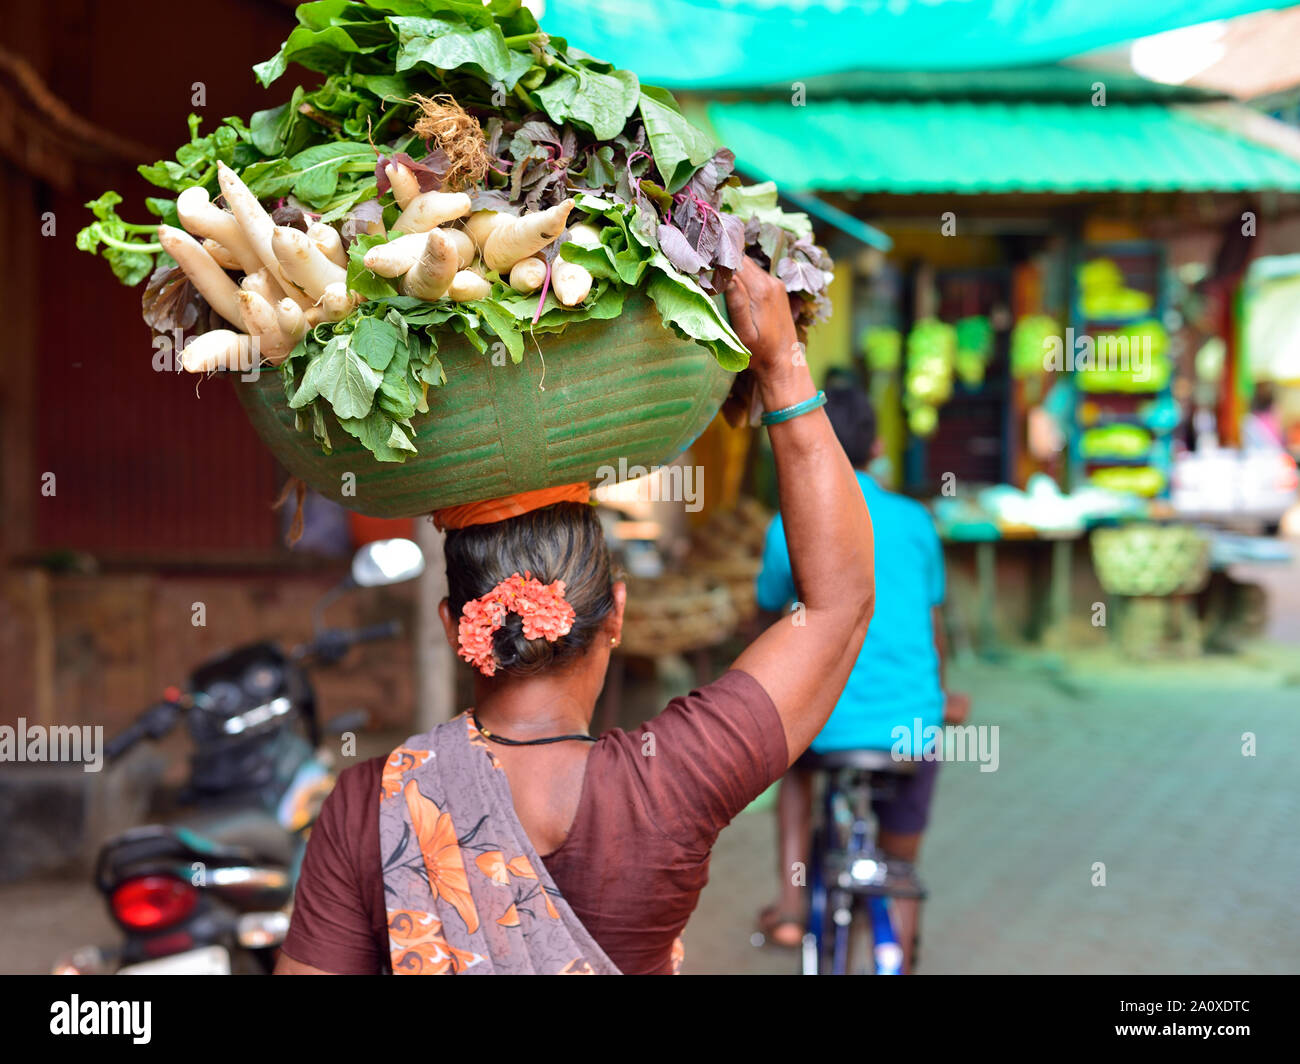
[687,497,772,624]
[620,575,738,657]
[234,293,735,518]
[1091,524,1211,597]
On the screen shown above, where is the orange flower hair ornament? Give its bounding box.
[457,571,576,677]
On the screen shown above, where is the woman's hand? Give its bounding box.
[725,258,810,407]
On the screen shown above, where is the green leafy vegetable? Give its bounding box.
[79,0,832,462]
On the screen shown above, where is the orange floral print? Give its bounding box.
[388,910,484,975]
[404,780,480,934]
[464,713,502,769]
[380,720,621,973]
[506,855,537,879]
[381,747,433,800]
[475,851,510,885]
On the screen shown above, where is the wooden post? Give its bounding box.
[413,517,455,730]
[0,166,39,564]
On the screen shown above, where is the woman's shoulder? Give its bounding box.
[586,669,786,846]
[598,669,780,753]
[335,753,386,793]
[318,755,386,838]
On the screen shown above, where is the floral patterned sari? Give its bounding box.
[378,712,621,975]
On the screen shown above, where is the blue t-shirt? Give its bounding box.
[756,473,945,755]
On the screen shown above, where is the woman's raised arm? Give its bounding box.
[727,259,875,764]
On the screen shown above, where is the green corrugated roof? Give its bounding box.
[706,100,1300,194]
[710,65,1225,105]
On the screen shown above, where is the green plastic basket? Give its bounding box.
[233,293,735,518]
[1090,524,1211,597]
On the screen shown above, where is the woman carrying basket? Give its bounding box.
[276,258,876,975]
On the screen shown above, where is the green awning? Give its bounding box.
[542,1,1289,88]
[705,100,1300,195]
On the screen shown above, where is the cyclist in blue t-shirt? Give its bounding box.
[755,385,969,972]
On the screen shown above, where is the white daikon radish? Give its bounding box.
[552,260,593,307]
[237,290,293,363]
[201,238,241,271]
[444,227,474,270]
[276,298,307,341]
[447,269,491,302]
[385,162,420,210]
[240,268,281,304]
[483,199,575,273]
[216,162,312,308]
[508,256,547,295]
[156,225,244,325]
[362,232,429,277]
[464,210,505,254]
[318,282,360,322]
[181,330,254,373]
[391,190,472,234]
[176,185,264,276]
[400,228,458,300]
[307,222,347,268]
[272,226,346,300]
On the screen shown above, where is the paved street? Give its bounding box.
[686,647,1300,974]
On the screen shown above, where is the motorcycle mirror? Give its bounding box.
[351,538,426,588]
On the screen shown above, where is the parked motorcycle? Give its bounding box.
[52,538,425,975]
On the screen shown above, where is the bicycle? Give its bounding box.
[800,748,927,975]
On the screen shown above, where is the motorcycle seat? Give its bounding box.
[97,812,297,893]
[176,809,298,867]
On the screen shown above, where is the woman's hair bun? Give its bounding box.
[444,502,614,677]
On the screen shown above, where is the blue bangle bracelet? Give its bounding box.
[761,390,827,426]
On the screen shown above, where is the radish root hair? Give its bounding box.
[410,93,489,191]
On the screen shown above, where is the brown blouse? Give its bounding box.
[281,669,787,975]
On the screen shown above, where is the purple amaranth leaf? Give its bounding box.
[688,209,722,262]
[679,148,736,213]
[715,212,746,271]
[340,198,384,243]
[777,254,826,294]
[271,204,310,231]
[375,151,449,195]
[143,264,203,334]
[469,189,519,214]
[657,222,709,273]
[756,220,791,265]
[523,169,567,212]
[517,119,562,146]
[790,235,833,270]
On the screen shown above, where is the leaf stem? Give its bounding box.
[97,232,162,254]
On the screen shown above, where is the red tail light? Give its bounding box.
[111,875,198,930]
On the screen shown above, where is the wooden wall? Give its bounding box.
[2,0,300,564]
